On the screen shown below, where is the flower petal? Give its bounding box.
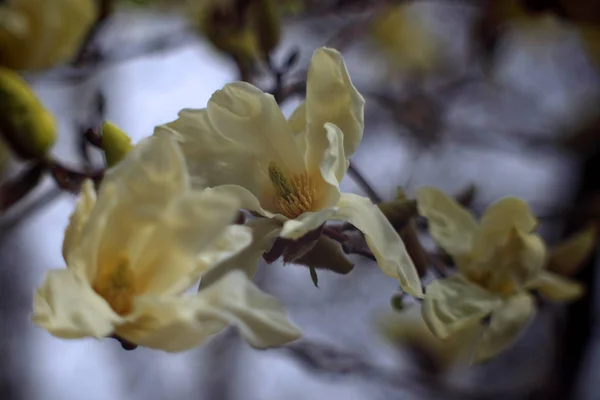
[475,197,538,259]
[133,189,242,295]
[62,179,96,263]
[304,47,365,174]
[32,269,121,339]
[156,109,265,194]
[474,293,535,363]
[207,82,305,173]
[280,208,336,240]
[414,186,478,258]
[199,218,283,290]
[206,184,277,218]
[197,225,254,271]
[332,193,423,297]
[422,275,502,339]
[194,270,302,348]
[102,134,189,205]
[318,123,346,196]
[527,271,584,302]
[120,270,301,351]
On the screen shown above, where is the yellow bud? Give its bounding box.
[548,224,597,276]
[0,68,56,160]
[0,0,98,71]
[100,121,133,167]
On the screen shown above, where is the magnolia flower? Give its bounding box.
[415,186,584,362]
[156,47,422,297]
[32,135,301,351]
[0,0,97,70]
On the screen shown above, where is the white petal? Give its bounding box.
[194,270,302,348]
[32,269,121,339]
[304,47,365,174]
[318,123,346,194]
[206,184,277,218]
[422,275,502,339]
[414,186,478,258]
[332,193,423,297]
[199,218,283,289]
[207,82,305,174]
[280,208,336,240]
[474,293,535,362]
[133,190,242,295]
[527,271,584,302]
[62,179,96,263]
[197,225,254,271]
[156,109,266,193]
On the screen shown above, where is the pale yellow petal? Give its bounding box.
[102,134,189,205]
[197,225,253,271]
[66,182,120,281]
[32,269,121,339]
[156,110,265,193]
[474,293,535,363]
[117,295,228,352]
[332,193,423,297]
[318,123,347,192]
[422,275,502,339]
[527,271,584,302]
[288,102,306,136]
[414,186,478,258]
[280,208,336,240]
[206,184,276,218]
[199,218,283,290]
[475,197,538,260]
[194,270,302,348]
[304,47,365,174]
[133,190,242,296]
[207,82,305,173]
[62,179,96,263]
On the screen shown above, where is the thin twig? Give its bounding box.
[347,162,382,203]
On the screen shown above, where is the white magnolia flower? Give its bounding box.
[32,135,301,352]
[415,186,583,362]
[156,47,422,297]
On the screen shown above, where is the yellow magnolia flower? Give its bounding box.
[32,134,301,351]
[0,0,97,70]
[415,186,584,362]
[156,47,422,297]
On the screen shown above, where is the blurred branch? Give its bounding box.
[347,162,382,203]
[279,339,496,399]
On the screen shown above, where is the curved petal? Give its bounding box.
[102,134,189,205]
[62,179,96,263]
[332,193,423,297]
[318,123,346,195]
[474,293,535,363]
[422,275,502,339]
[197,225,254,271]
[280,207,336,240]
[117,295,228,352]
[194,270,302,348]
[32,269,121,339]
[414,186,478,258]
[475,197,538,260]
[133,190,242,296]
[156,110,266,194]
[207,82,305,174]
[206,184,278,218]
[527,271,584,302]
[199,218,283,290]
[304,47,365,174]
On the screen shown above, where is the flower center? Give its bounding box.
[268,162,316,218]
[92,256,136,316]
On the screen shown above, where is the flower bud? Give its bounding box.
[0,68,56,160]
[0,0,98,70]
[100,121,133,167]
[250,0,281,58]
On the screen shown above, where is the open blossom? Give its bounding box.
[32,135,301,352]
[415,186,584,362]
[156,47,422,297]
[0,0,97,70]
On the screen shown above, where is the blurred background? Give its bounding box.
[2,0,600,399]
